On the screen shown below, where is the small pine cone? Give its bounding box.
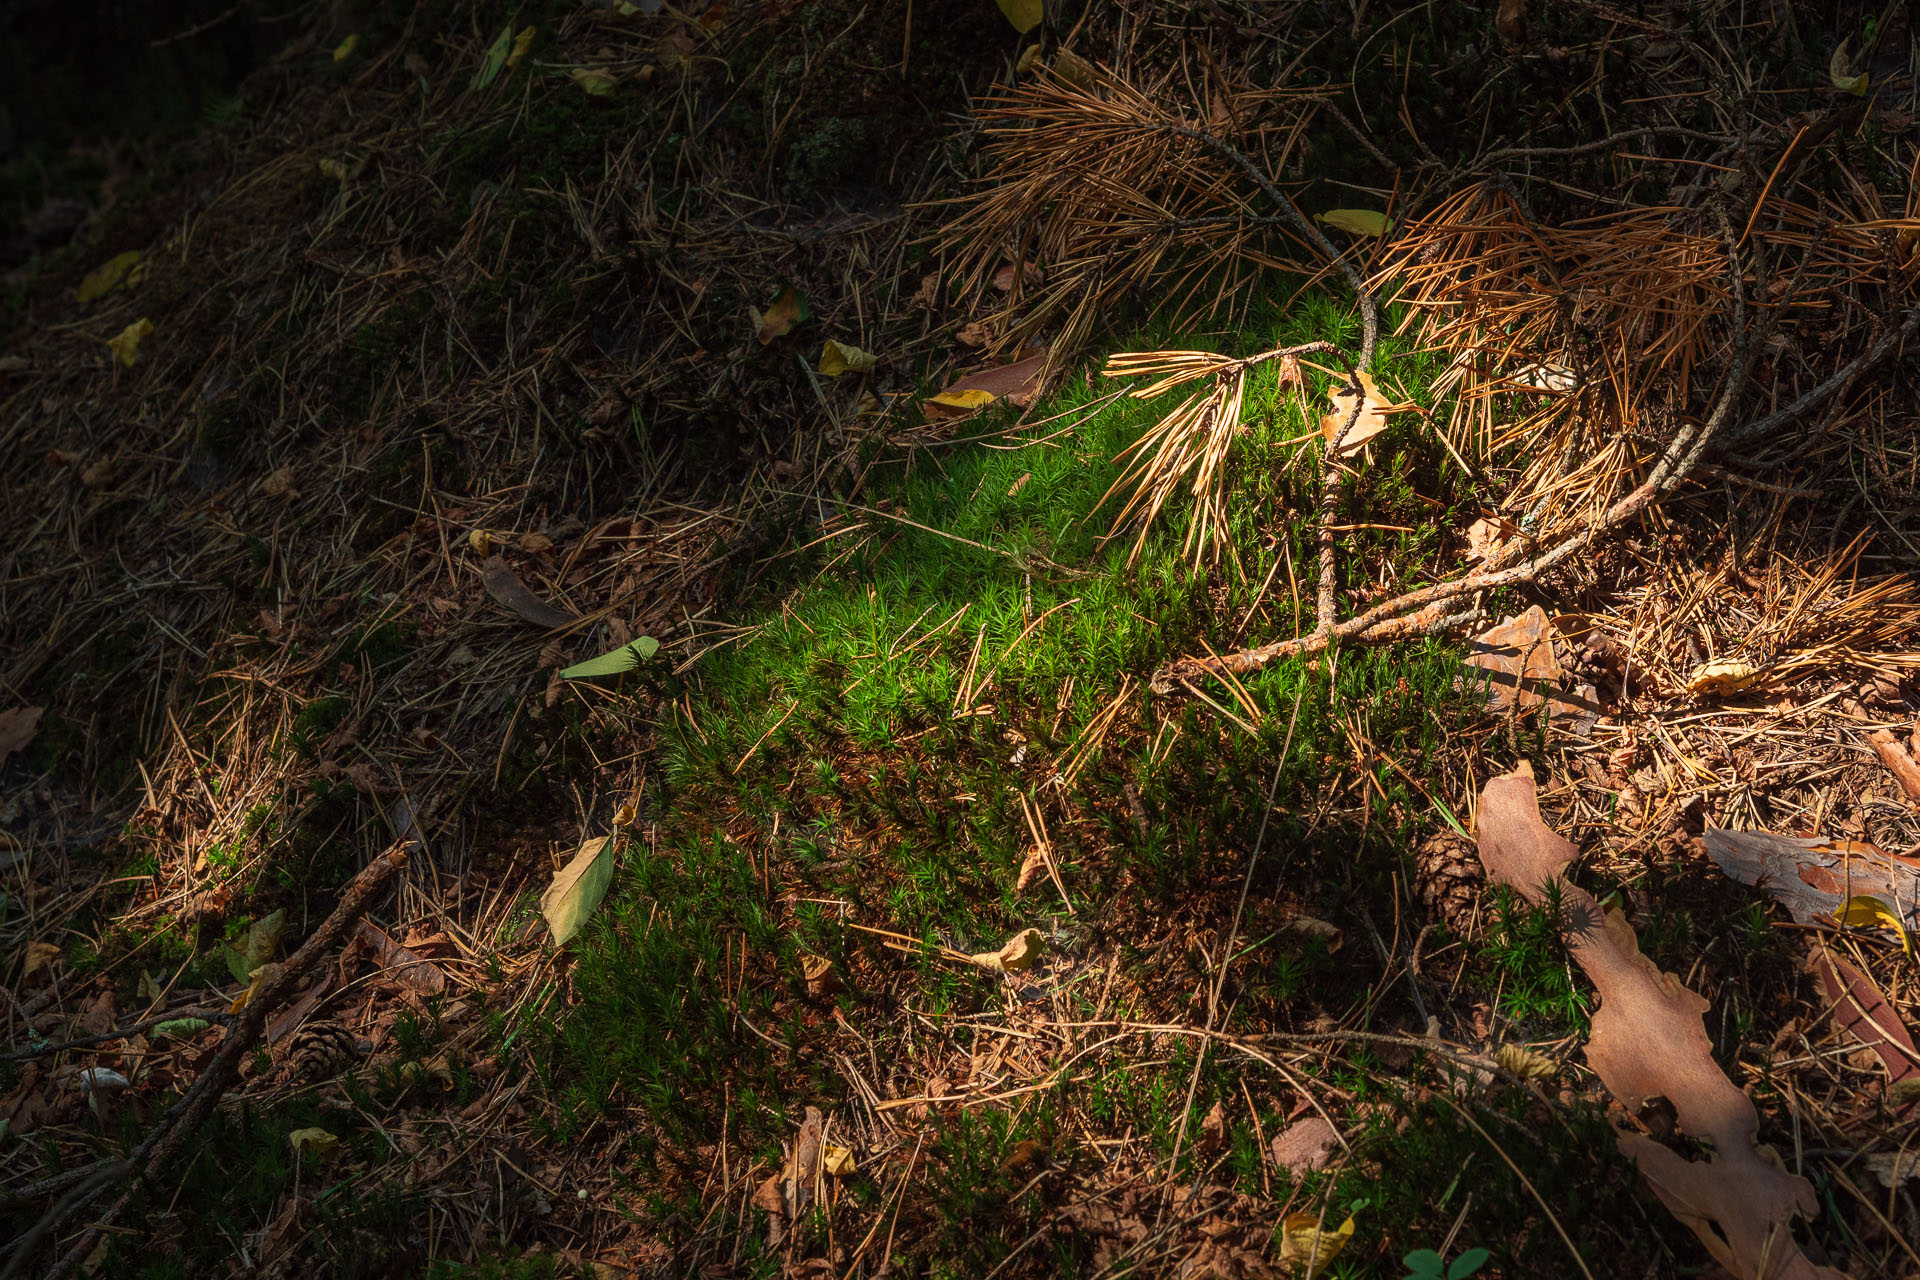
[279,1021,360,1082]
[1414,831,1483,932]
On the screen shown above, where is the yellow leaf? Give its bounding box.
[1314,208,1391,237]
[1494,1042,1557,1080]
[1829,40,1869,97]
[506,26,536,71]
[318,157,349,181]
[1687,658,1762,696]
[76,251,144,304]
[1278,1213,1356,1269]
[571,67,618,96]
[928,388,998,411]
[106,318,154,367]
[1836,894,1912,954]
[822,1144,857,1176]
[751,287,807,344]
[971,927,1046,972]
[1016,44,1043,75]
[289,1127,340,1155]
[541,836,618,945]
[819,339,877,376]
[995,0,1043,35]
[333,34,360,62]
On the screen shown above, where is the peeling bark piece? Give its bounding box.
[1702,829,1920,931]
[1869,728,1920,805]
[1809,946,1919,1110]
[1477,764,1842,1280]
[481,555,576,629]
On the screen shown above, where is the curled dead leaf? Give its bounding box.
[481,555,577,629]
[971,927,1046,972]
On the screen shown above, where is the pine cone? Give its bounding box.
[1414,831,1483,933]
[279,1020,361,1082]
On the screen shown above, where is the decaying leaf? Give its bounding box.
[994,0,1043,35]
[571,67,618,96]
[971,927,1046,972]
[1702,829,1920,932]
[559,636,660,679]
[0,705,44,768]
[1808,946,1918,1104]
[1461,606,1563,714]
[924,353,1047,418]
[1313,208,1391,237]
[353,920,447,995]
[1016,844,1049,892]
[541,836,618,945]
[1835,894,1912,953]
[481,555,577,629]
[1268,1117,1339,1174]
[822,1144,856,1176]
[75,251,145,304]
[1688,658,1764,696]
[21,939,61,982]
[1828,39,1868,96]
[107,317,154,367]
[506,26,535,71]
[1477,763,1842,1280]
[1277,1212,1356,1269]
[992,261,1044,291]
[234,909,287,981]
[289,1127,340,1156]
[1276,915,1343,953]
[750,287,807,345]
[818,339,876,376]
[754,1105,827,1239]
[1868,728,1920,805]
[1493,1043,1557,1081]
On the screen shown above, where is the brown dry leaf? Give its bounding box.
[1869,728,1920,805]
[1476,763,1842,1280]
[749,287,806,345]
[353,920,447,996]
[1462,606,1563,713]
[1464,514,1519,564]
[0,705,45,768]
[1702,830,1920,931]
[1319,371,1393,456]
[769,1106,826,1220]
[1275,915,1343,953]
[1808,945,1918,1105]
[1195,1099,1227,1156]
[924,353,1047,419]
[0,1064,54,1136]
[798,953,842,999]
[1496,0,1527,45]
[21,939,61,982]
[481,555,577,629]
[1268,1117,1339,1174]
[992,261,1044,291]
[971,927,1046,972]
[1015,845,1049,892]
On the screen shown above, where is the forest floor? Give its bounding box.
[3,1,1920,1278]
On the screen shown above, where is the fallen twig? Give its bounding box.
[5,845,408,1280]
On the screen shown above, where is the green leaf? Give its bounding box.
[994,0,1043,34]
[472,25,512,90]
[1315,208,1392,237]
[1402,1250,1445,1279]
[240,909,286,977]
[541,836,618,945]
[559,636,660,679]
[152,1017,211,1039]
[1448,1249,1491,1280]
